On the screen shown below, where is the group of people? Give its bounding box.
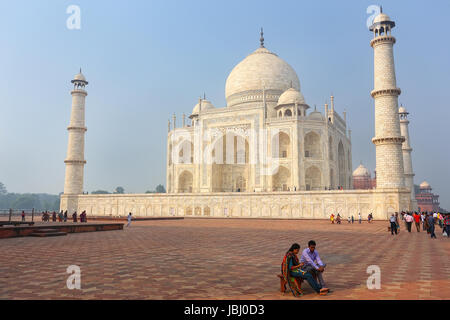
[330,213,373,224]
[41,210,88,223]
[389,211,450,238]
[281,240,329,297]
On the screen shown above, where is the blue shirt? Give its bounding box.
[300,248,324,270]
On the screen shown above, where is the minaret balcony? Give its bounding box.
[372,136,405,146]
[371,88,401,98]
[370,35,396,47]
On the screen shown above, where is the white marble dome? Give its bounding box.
[225,47,300,106]
[373,13,391,24]
[277,88,305,106]
[353,164,370,177]
[192,99,215,115]
[307,110,323,121]
[73,72,86,82]
[398,106,407,113]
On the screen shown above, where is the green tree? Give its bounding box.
[155,184,166,193]
[12,195,39,209]
[0,182,7,195]
[145,190,155,194]
[91,190,110,194]
[114,186,125,194]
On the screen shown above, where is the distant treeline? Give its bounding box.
[0,182,166,210]
[0,193,60,211]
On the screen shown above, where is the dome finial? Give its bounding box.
[260,27,264,48]
[380,5,383,13]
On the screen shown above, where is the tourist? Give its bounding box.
[347,216,351,224]
[395,212,400,233]
[443,213,450,237]
[64,210,68,222]
[72,211,77,223]
[21,211,25,222]
[336,214,341,224]
[413,212,421,232]
[405,212,413,232]
[427,213,436,239]
[438,213,444,229]
[52,211,57,222]
[424,214,430,234]
[358,213,362,224]
[351,215,354,224]
[330,214,335,224]
[389,214,398,235]
[300,240,328,290]
[281,243,328,297]
[58,210,63,222]
[127,212,132,227]
[421,212,426,231]
[80,210,87,223]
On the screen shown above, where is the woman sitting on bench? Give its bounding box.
[281,243,329,297]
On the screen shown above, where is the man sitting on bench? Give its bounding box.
[300,240,328,290]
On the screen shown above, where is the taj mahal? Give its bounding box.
[60,10,417,219]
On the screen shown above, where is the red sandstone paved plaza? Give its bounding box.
[0,218,449,300]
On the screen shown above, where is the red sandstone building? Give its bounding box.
[352,163,376,190]
[415,181,440,212]
[353,165,443,213]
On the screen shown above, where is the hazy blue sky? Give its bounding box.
[0,0,449,209]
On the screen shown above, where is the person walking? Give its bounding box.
[413,212,421,232]
[395,212,400,233]
[72,211,77,223]
[64,210,68,222]
[389,214,398,235]
[347,216,351,224]
[438,213,444,229]
[21,211,25,222]
[443,213,450,237]
[427,213,437,239]
[358,213,362,224]
[421,212,426,231]
[351,215,354,224]
[405,212,413,233]
[127,212,132,227]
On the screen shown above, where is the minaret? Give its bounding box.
[330,95,335,123]
[399,105,418,209]
[63,70,88,196]
[369,10,405,189]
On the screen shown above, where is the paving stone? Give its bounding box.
[0,219,448,299]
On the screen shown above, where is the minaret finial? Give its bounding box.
[260,28,264,48]
[204,92,206,100]
[380,5,383,13]
[79,68,82,73]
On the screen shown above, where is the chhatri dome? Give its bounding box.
[353,163,371,177]
[190,98,215,118]
[225,29,301,107]
[277,87,306,106]
[420,181,431,190]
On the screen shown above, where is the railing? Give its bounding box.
[0,209,40,222]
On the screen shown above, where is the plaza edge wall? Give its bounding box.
[61,189,411,220]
